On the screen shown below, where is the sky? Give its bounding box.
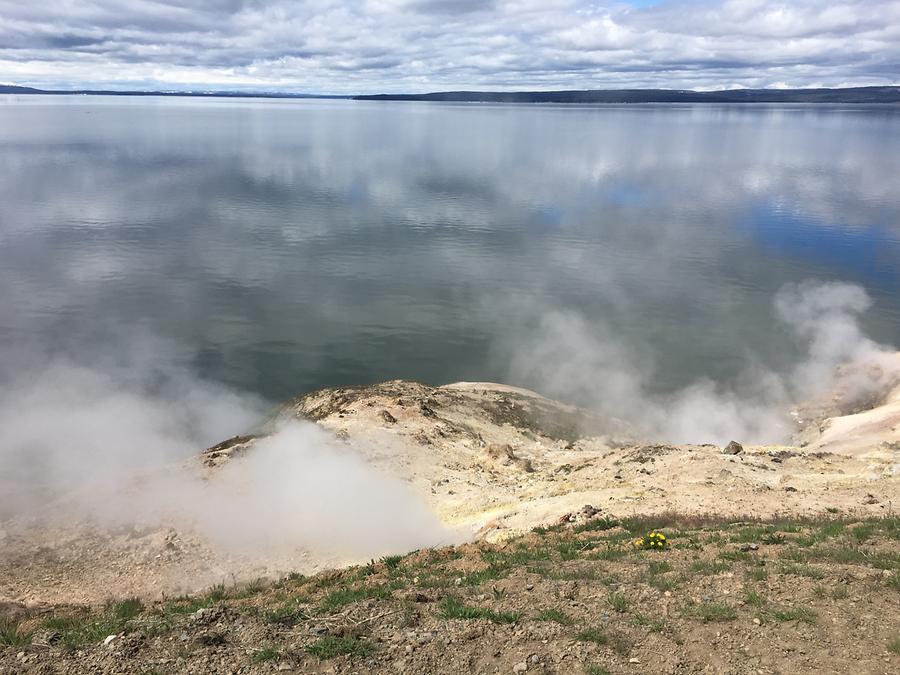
[0,0,898,94]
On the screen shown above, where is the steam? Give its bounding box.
[504,281,899,444]
[0,337,450,561]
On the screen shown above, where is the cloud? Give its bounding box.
[0,0,897,92]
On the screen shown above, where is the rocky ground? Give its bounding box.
[2,511,899,674]
[1,364,899,672]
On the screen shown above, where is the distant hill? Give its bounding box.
[0,85,44,94]
[355,86,900,104]
[3,84,899,103]
[0,84,347,99]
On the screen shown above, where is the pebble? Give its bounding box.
[629,657,641,663]
[753,618,761,625]
[513,662,528,673]
[103,634,118,646]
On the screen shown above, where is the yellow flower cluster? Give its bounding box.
[634,530,668,551]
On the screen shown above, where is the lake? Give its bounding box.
[1,96,898,409]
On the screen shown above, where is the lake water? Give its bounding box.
[1,96,899,406]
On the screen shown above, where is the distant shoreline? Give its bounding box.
[2,84,899,104]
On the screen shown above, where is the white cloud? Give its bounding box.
[0,1,897,93]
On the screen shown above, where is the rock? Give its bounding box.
[103,634,118,646]
[380,410,397,424]
[629,657,641,664]
[723,441,744,455]
[863,494,879,504]
[739,543,759,552]
[579,504,600,518]
[513,662,528,673]
[784,486,798,492]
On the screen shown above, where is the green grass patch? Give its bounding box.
[743,589,767,607]
[745,566,768,582]
[587,546,629,562]
[380,554,404,569]
[608,593,628,613]
[42,598,145,649]
[438,598,519,624]
[575,627,609,645]
[534,608,573,625]
[251,648,280,663]
[777,562,824,579]
[0,617,32,646]
[459,565,507,586]
[267,603,306,627]
[305,635,374,659]
[770,606,817,624]
[585,665,611,675]
[685,601,737,623]
[888,636,900,654]
[631,614,666,632]
[319,585,391,612]
[647,560,672,575]
[719,550,752,562]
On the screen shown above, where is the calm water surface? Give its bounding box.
[1,96,898,403]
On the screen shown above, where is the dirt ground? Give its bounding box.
[2,512,899,674]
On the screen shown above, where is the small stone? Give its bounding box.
[753,618,761,625]
[513,662,528,673]
[863,494,879,505]
[380,410,397,424]
[103,634,118,646]
[723,441,743,455]
[629,657,641,664]
[784,486,798,492]
[529,654,540,664]
[276,663,293,672]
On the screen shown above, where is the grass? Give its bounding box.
[305,635,374,659]
[267,603,306,627]
[631,613,666,632]
[685,602,737,622]
[251,648,280,663]
[831,585,849,600]
[608,592,628,613]
[770,606,817,624]
[776,560,824,579]
[575,627,609,645]
[380,554,404,570]
[745,567,768,581]
[647,560,672,575]
[42,598,145,649]
[743,589,767,607]
[888,636,900,655]
[585,666,612,675]
[438,598,519,624]
[534,608,573,625]
[319,585,391,612]
[0,617,32,646]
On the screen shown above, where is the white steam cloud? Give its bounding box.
[506,281,899,445]
[0,337,450,563]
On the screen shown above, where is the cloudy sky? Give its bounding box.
[1,0,898,93]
